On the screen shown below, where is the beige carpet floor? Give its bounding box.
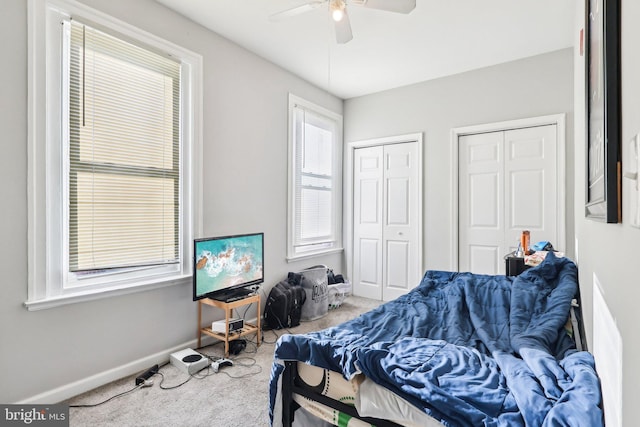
[66,295,382,427]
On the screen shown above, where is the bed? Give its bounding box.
[269,253,604,427]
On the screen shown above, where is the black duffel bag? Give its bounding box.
[263,279,306,330]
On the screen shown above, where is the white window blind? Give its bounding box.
[66,20,181,272]
[292,105,337,251]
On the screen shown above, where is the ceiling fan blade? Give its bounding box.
[334,9,353,44]
[269,0,326,21]
[360,0,416,14]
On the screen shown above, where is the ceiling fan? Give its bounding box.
[269,0,416,44]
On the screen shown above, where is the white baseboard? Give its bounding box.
[18,314,260,404]
[17,337,211,404]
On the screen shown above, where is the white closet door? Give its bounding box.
[353,142,421,301]
[504,126,558,255]
[353,146,384,299]
[458,131,505,274]
[382,142,421,301]
[459,124,557,274]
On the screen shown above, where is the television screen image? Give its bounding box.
[193,232,264,301]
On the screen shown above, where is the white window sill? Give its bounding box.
[286,247,343,263]
[24,275,191,311]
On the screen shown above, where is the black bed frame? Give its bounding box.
[279,302,586,427]
[280,360,403,427]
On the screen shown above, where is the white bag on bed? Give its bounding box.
[300,265,329,321]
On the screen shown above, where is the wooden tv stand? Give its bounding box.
[197,293,261,357]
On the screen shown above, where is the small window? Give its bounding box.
[287,95,343,260]
[27,1,202,309]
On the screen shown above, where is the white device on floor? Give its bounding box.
[169,348,210,375]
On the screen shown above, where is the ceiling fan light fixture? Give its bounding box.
[270,0,414,44]
[330,0,346,22]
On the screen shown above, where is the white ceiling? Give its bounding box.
[156,0,575,99]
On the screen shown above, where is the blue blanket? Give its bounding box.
[270,254,603,426]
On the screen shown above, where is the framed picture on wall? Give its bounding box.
[585,0,621,223]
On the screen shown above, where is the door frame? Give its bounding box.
[344,133,423,285]
[450,114,566,271]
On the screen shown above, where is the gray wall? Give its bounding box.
[0,0,342,403]
[344,49,575,271]
[7,0,638,421]
[574,0,640,424]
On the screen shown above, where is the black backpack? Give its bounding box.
[264,280,306,330]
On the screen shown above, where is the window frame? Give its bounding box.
[26,0,203,310]
[287,94,343,261]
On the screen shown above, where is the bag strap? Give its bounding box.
[300,264,327,272]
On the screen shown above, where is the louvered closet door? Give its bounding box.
[458,125,557,274]
[353,142,420,301]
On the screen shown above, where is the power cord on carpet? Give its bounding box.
[68,380,153,408]
[156,370,194,389]
[261,328,286,344]
[261,311,295,344]
[200,350,263,379]
[69,350,262,405]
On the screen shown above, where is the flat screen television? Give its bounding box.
[193,232,264,301]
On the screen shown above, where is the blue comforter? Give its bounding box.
[270,254,603,426]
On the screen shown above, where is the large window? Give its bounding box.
[67,20,181,273]
[287,95,343,259]
[27,0,202,309]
